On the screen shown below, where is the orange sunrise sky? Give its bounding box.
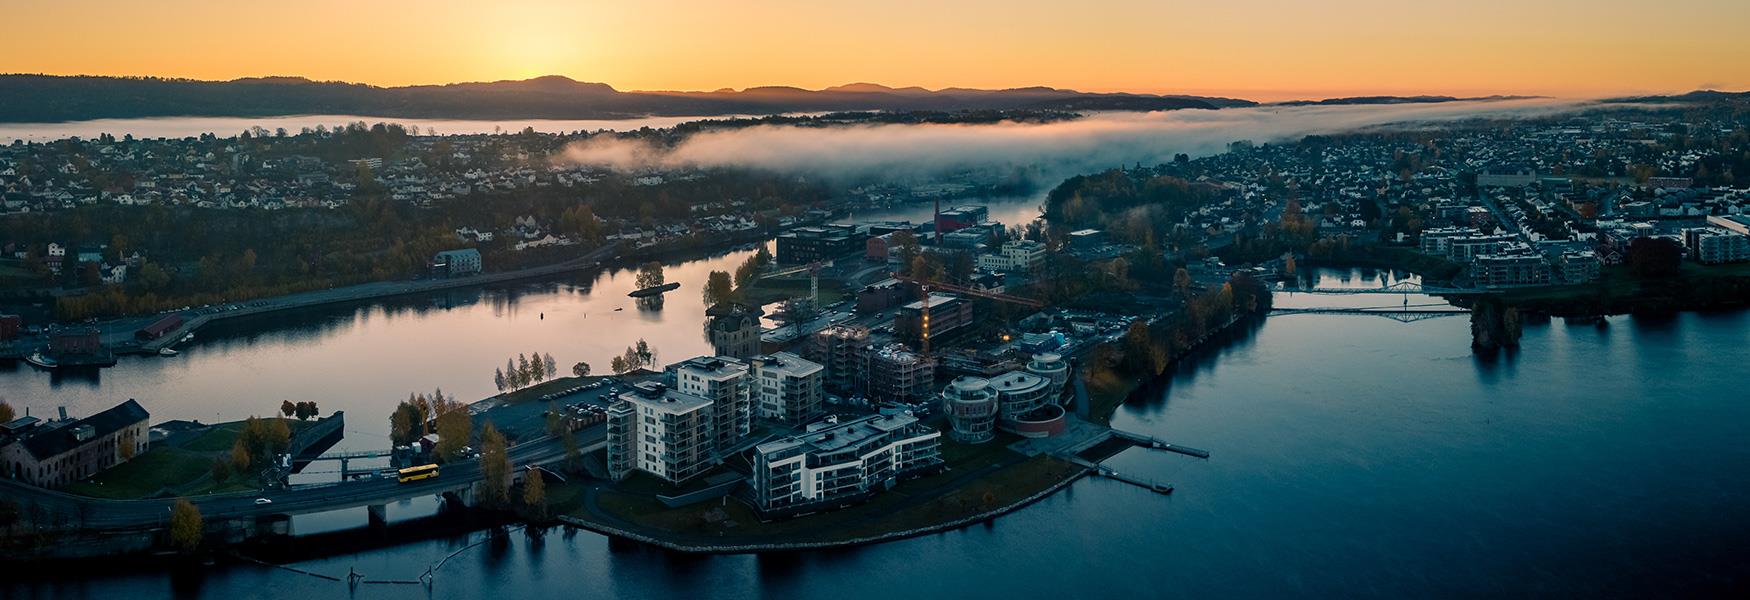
[4,0,1748,101]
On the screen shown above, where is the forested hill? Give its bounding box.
[0,75,1253,122]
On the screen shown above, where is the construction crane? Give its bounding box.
[892,273,1045,356]
[890,274,1044,309]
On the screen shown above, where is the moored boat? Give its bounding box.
[24,352,58,369]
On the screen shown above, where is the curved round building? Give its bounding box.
[941,376,998,444]
[988,370,1051,422]
[1025,352,1069,397]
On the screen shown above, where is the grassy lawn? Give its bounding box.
[576,427,1084,546]
[736,277,847,306]
[583,454,1080,544]
[63,417,308,499]
[64,447,213,499]
[0,259,46,286]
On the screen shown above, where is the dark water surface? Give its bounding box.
[8,266,1747,598]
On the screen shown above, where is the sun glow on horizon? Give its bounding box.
[3,0,1748,101]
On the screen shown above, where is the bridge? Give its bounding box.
[1280,280,1494,296]
[0,432,603,534]
[1271,301,1471,322]
[301,448,400,479]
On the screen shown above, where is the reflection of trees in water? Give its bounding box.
[1130,318,1265,412]
[47,365,103,388]
[636,296,665,312]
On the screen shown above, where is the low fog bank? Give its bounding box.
[556,99,1604,182]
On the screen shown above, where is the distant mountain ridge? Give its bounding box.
[0,74,1258,123]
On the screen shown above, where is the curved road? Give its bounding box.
[2,436,587,531]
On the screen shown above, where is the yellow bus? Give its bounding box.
[397,464,440,483]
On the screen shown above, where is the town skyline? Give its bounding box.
[5,0,1749,101]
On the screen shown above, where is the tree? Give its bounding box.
[635,261,665,289]
[294,401,317,420]
[0,399,14,424]
[494,368,507,392]
[478,423,512,506]
[634,339,654,366]
[390,400,423,447]
[571,362,591,378]
[169,499,203,552]
[230,440,253,473]
[1174,268,1193,296]
[279,400,296,418]
[562,432,582,474]
[1627,237,1683,278]
[703,270,735,305]
[609,355,630,374]
[523,469,547,519]
[544,353,557,380]
[516,354,531,387]
[435,404,472,463]
[621,347,643,372]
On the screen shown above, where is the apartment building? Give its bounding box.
[747,352,826,425]
[605,382,717,484]
[671,356,752,452]
[750,413,943,513]
[976,239,1047,274]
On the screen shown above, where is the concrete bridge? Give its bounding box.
[1,434,594,535]
[1280,280,1494,296]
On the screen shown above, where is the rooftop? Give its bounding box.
[750,352,824,378]
[756,413,923,456]
[16,399,148,461]
[988,370,1049,394]
[616,382,713,415]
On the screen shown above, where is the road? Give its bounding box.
[2,433,599,532]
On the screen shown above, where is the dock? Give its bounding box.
[1110,429,1210,459]
[1064,456,1174,495]
[1096,466,1174,495]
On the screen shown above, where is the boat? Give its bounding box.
[627,282,681,298]
[159,348,179,357]
[24,352,58,369]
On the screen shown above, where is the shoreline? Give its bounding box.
[556,464,1094,555]
[5,225,785,361]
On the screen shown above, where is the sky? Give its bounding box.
[3,0,1748,101]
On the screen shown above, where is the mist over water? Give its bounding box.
[559,99,1604,181]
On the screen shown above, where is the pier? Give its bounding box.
[1110,429,1211,459]
[1064,456,1174,495]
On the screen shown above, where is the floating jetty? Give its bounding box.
[1110,429,1210,459]
[627,282,681,298]
[1096,467,1175,495]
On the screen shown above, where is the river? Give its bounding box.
[0,195,1044,453]
[8,260,1749,596]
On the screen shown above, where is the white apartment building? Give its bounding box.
[1685,226,1750,265]
[976,239,1047,274]
[750,413,942,513]
[605,382,717,484]
[746,352,825,425]
[671,356,752,453]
